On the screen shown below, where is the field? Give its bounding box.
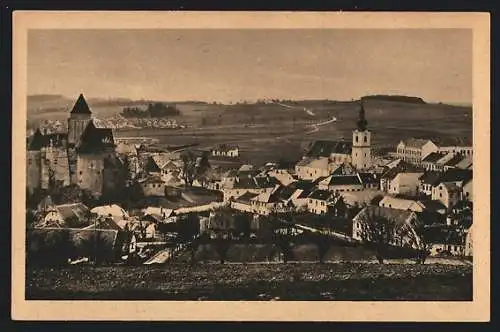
[27,95,472,167]
[26,263,472,301]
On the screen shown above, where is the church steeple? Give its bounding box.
[356,99,368,131]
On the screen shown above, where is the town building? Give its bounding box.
[211,144,239,158]
[352,206,424,249]
[395,138,438,165]
[351,101,372,170]
[387,171,424,196]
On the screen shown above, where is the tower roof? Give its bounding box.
[356,100,368,131]
[70,94,92,115]
[76,120,114,152]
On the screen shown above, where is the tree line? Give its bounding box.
[121,102,181,118]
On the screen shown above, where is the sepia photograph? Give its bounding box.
[12,12,489,321]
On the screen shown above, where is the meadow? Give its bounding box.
[27,95,472,166]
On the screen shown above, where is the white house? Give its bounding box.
[387,172,424,197]
[306,189,335,215]
[431,182,462,209]
[212,144,239,158]
[295,157,334,181]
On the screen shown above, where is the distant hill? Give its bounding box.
[361,95,426,104]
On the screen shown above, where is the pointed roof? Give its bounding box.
[70,94,92,115]
[144,156,161,173]
[356,100,368,131]
[76,120,114,152]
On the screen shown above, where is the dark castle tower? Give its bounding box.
[68,94,92,146]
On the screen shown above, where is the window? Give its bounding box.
[355,136,359,143]
[79,171,82,175]
[364,136,367,143]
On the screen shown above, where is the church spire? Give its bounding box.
[356,99,368,131]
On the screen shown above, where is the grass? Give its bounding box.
[26,262,472,301]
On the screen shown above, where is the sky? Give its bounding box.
[27,29,472,104]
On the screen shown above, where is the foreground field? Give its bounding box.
[26,263,472,301]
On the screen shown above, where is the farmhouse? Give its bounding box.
[41,202,92,228]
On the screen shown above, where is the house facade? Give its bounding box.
[396,139,438,165]
[387,172,424,196]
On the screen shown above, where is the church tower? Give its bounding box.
[68,94,92,146]
[351,100,372,170]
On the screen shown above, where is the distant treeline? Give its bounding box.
[121,102,181,118]
[361,95,426,104]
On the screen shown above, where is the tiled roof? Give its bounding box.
[53,203,91,227]
[144,156,161,173]
[309,189,332,201]
[305,140,352,158]
[235,192,259,203]
[422,152,446,163]
[328,175,362,186]
[400,138,433,149]
[77,121,114,152]
[444,154,465,167]
[437,169,472,185]
[358,172,379,184]
[419,171,442,185]
[70,94,92,115]
[354,206,423,228]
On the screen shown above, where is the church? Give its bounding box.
[302,100,373,171]
[26,94,125,197]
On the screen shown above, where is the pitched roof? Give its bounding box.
[353,205,423,228]
[437,169,473,185]
[327,175,362,186]
[444,154,465,167]
[455,156,473,170]
[379,196,425,211]
[422,152,446,163]
[48,203,91,228]
[309,189,333,201]
[144,156,161,173]
[90,204,130,220]
[358,172,379,184]
[77,121,114,152]
[419,171,442,185]
[83,217,122,231]
[400,138,433,149]
[235,191,260,203]
[305,140,352,158]
[70,94,92,115]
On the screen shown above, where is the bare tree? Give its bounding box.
[357,208,397,264]
[180,150,197,187]
[213,231,231,264]
[315,233,332,264]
